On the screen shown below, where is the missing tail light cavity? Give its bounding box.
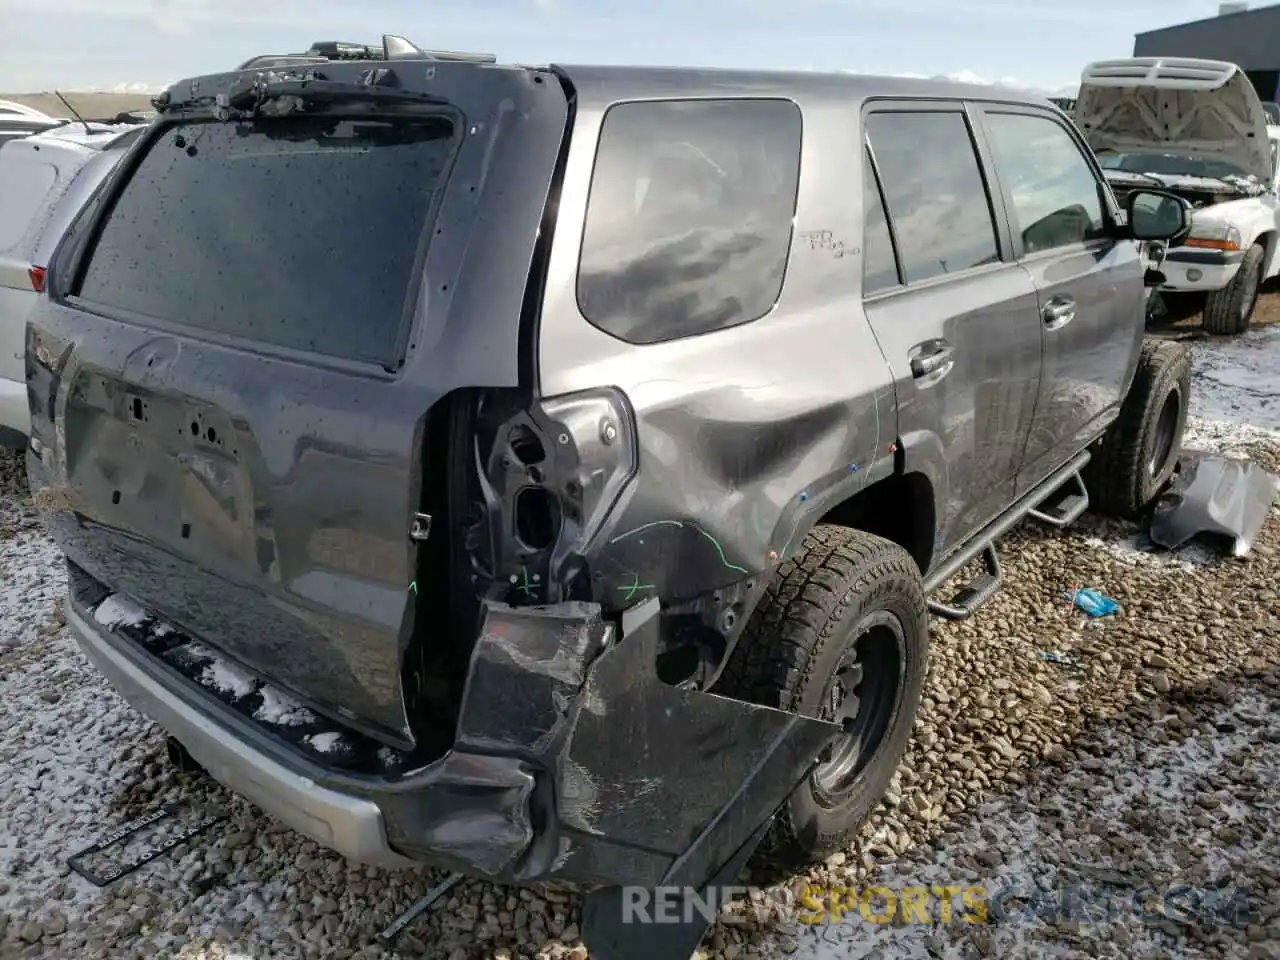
[508,424,546,466]
[514,486,560,551]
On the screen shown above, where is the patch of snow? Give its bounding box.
[92,593,149,631]
[253,686,316,727]
[0,529,66,652]
[198,657,258,701]
[1083,530,1221,572]
[377,746,400,766]
[1188,326,1280,432]
[1183,416,1280,457]
[305,732,344,754]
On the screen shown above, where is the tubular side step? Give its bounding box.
[1028,471,1090,529]
[927,544,1003,621]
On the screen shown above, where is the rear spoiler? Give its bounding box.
[236,34,498,71]
[1079,57,1241,90]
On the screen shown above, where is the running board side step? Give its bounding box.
[1027,470,1090,528]
[927,544,1002,620]
[923,450,1092,622]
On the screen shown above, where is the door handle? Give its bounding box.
[1042,296,1076,329]
[910,342,954,379]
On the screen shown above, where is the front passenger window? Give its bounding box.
[983,112,1107,254]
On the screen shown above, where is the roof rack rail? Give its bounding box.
[236,34,497,71]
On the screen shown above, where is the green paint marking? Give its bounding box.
[692,525,750,575]
[518,566,536,597]
[609,519,749,575]
[608,519,684,545]
[618,573,656,602]
[408,581,418,594]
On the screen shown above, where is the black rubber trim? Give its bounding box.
[1166,248,1246,266]
[0,425,26,450]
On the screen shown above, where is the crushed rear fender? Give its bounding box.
[1148,450,1280,556]
[439,596,840,903]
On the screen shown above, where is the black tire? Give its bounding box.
[1085,338,1191,520]
[716,525,929,864]
[1203,243,1264,336]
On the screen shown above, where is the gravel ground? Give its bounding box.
[1,321,1278,960]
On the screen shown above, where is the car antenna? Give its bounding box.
[53,90,91,134]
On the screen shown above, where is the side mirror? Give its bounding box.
[1127,189,1190,242]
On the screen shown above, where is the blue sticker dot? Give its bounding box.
[799,492,808,502]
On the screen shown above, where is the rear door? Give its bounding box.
[860,103,1044,557]
[974,104,1143,495]
[25,65,569,749]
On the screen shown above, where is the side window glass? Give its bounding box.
[862,147,900,295]
[577,98,802,345]
[0,158,58,253]
[983,111,1107,254]
[864,111,999,284]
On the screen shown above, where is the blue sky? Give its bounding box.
[0,0,1246,93]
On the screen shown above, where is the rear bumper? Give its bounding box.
[0,375,28,447]
[70,604,417,868]
[66,581,839,892]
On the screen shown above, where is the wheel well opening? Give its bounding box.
[818,473,934,575]
[1257,230,1277,271]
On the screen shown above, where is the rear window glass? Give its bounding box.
[0,156,58,253]
[76,115,458,368]
[577,98,802,345]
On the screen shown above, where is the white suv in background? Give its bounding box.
[1076,57,1280,336]
[0,123,143,447]
[0,100,66,149]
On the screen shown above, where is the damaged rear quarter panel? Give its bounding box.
[535,78,900,604]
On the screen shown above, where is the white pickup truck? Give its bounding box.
[1075,57,1280,335]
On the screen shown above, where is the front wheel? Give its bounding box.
[1085,339,1191,520]
[716,526,929,864]
[1203,243,1264,336]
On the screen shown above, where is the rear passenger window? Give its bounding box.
[0,157,58,253]
[577,98,802,345]
[983,112,1106,253]
[864,112,999,284]
[862,148,900,295]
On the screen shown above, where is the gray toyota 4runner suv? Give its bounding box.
[25,36,1191,958]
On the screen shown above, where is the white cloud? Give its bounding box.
[84,82,168,94]
[887,70,1074,96]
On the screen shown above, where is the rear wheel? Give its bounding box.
[716,526,929,864]
[1085,339,1191,520]
[1203,243,1264,336]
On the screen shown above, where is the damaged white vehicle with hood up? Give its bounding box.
[1075,57,1280,335]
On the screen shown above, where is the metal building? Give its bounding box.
[1134,2,1280,102]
